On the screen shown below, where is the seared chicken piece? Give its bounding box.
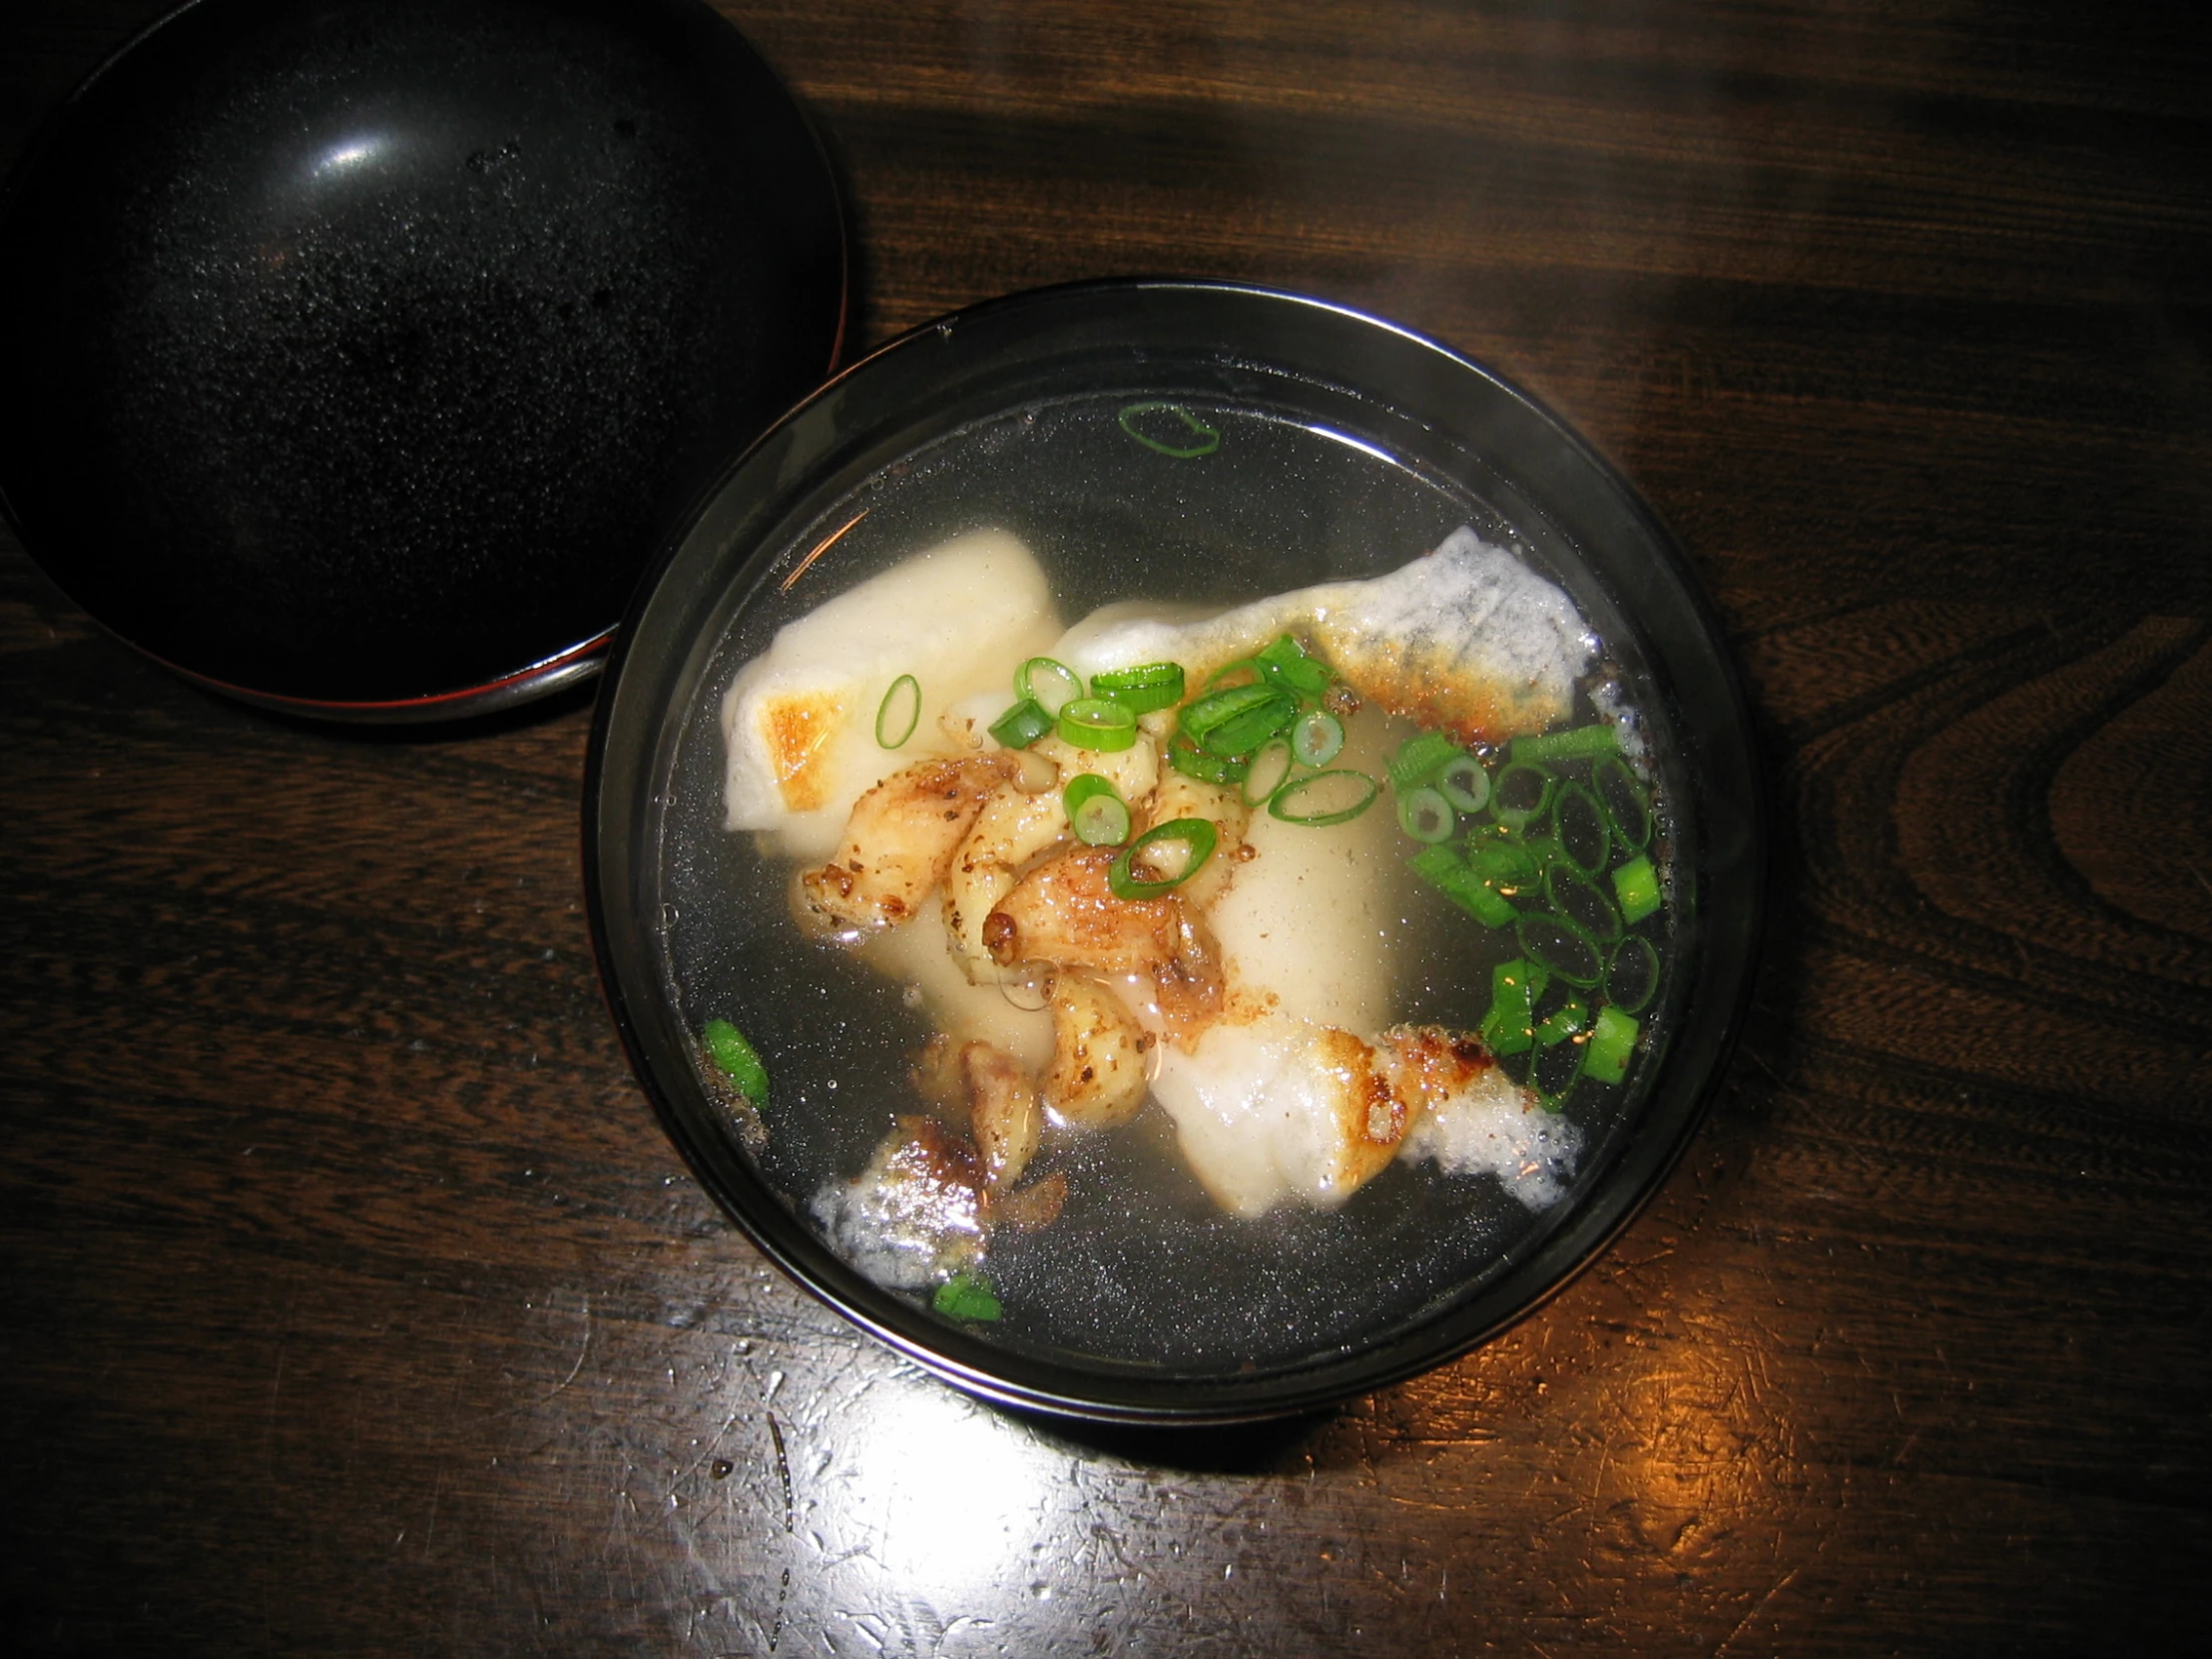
[942,781,1070,982]
[962,1040,1042,1190]
[808,1116,986,1289]
[983,845,1185,975]
[1041,975,1152,1130]
[798,754,1018,936]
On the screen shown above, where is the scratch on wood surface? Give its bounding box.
[526,1291,591,1405]
[1714,1565,1801,1658]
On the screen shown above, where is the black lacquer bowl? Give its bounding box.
[0,0,842,718]
[586,280,1763,1422]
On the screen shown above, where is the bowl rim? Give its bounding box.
[583,276,1768,1422]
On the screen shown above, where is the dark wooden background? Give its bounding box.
[5,1,2208,1652]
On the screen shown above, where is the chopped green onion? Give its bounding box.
[1489,761,1554,830]
[1255,633,1332,699]
[1058,697,1138,752]
[1167,736,1249,786]
[1479,959,1545,1056]
[1513,723,1622,765]
[1270,769,1381,828]
[1109,818,1219,900]
[932,1271,1002,1322]
[1408,842,1517,926]
[1530,1037,1584,1110]
[1118,400,1221,459]
[1089,661,1186,714]
[1593,756,1652,849]
[1396,786,1456,843]
[1241,738,1295,808]
[701,1018,769,1105]
[1388,730,1462,792]
[1545,862,1622,942]
[1436,754,1489,813]
[1291,708,1345,767]
[1181,682,1297,757]
[1534,996,1589,1048]
[988,697,1053,749]
[1612,854,1662,924]
[1464,836,1539,890]
[1606,935,1660,1013]
[1553,783,1611,876]
[1516,910,1604,986]
[1018,656,1083,716]
[1063,774,1131,846]
[874,674,921,749]
[1582,1005,1639,1084]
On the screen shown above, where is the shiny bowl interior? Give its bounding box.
[585,279,1764,1422]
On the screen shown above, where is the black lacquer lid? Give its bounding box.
[0,0,844,719]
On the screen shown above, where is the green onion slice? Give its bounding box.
[931,1271,1002,1322]
[1063,774,1131,846]
[1117,400,1221,459]
[1241,739,1295,808]
[874,673,921,749]
[1255,633,1332,700]
[1396,785,1456,843]
[1436,753,1489,813]
[1582,1005,1639,1084]
[1018,656,1083,716]
[1612,854,1663,925]
[1593,756,1652,849]
[1057,697,1138,752]
[1606,935,1660,1013]
[1553,782,1611,876]
[988,697,1053,750]
[1513,723,1622,765]
[1181,682,1297,757]
[1546,862,1623,942]
[1167,736,1249,786]
[1479,958,1545,1057]
[1465,836,1538,889]
[1388,730,1462,792]
[701,1018,770,1106]
[1270,770,1381,828]
[1089,661,1186,714]
[1530,1037,1584,1110]
[1516,910,1604,986]
[1291,708,1344,768]
[1490,761,1555,830]
[1109,818,1219,900]
[1534,996,1590,1048]
[1409,842,1517,926]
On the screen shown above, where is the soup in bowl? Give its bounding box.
[585,280,1762,1422]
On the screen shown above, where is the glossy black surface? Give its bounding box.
[0,0,843,712]
[586,279,1766,1422]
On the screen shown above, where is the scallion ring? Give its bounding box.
[1512,723,1622,765]
[1606,935,1660,1013]
[1089,661,1186,714]
[1057,697,1138,752]
[1168,737,1248,786]
[1270,769,1380,827]
[1063,774,1132,846]
[874,674,920,749]
[1396,786,1456,843]
[1388,730,1462,793]
[1581,1005,1640,1084]
[1291,708,1344,767]
[1018,656,1083,716]
[1109,818,1219,900]
[1117,400,1221,459]
[1593,756,1652,849]
[1515,909,1605,987]
[1241,738,1296,808]
[1436,753,1489,813]
[988,697,1053,750]
[1490,761,1554,830]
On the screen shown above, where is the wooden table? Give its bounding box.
[5,2,2207,1651]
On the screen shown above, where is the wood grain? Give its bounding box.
[3,0,2208,1653]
